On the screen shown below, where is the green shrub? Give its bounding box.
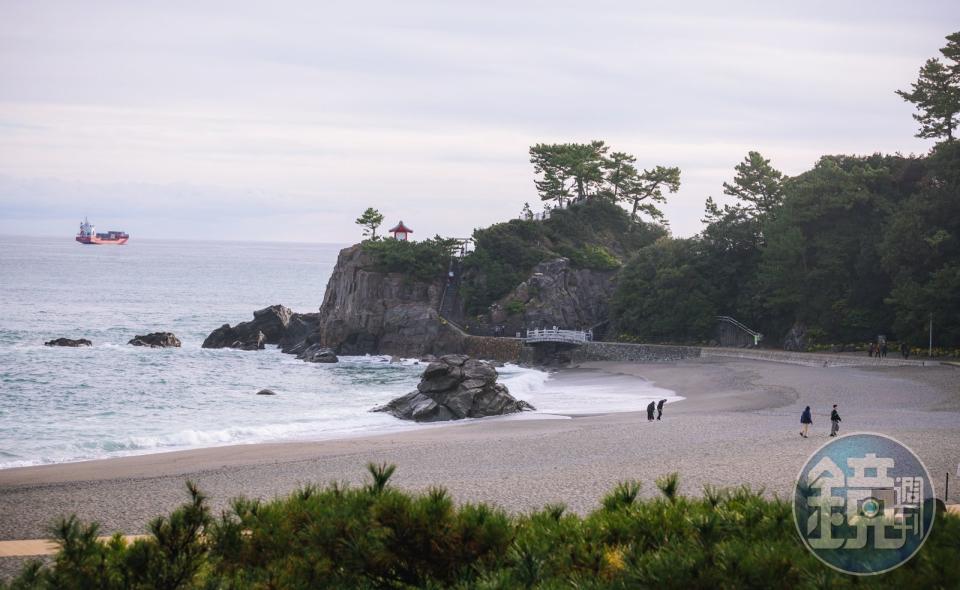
[5,465,959,589]
[362,236,459,283]
[462,199,665,314]
[505,300,526,315]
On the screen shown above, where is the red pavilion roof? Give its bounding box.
[389,221,413,234]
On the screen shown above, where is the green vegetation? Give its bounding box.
[355,207,385,239]
[612,32,960,348]
[461,198,666,314]
[4,465,958,589]
[528,141,681,222]
[896,31,960,141]
[362,236,458,283]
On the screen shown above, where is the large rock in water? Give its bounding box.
[202,305,293,350]
[279,312,321,354]
[372,355,534,422]
[128,332,181,348]
[44,337,92,347]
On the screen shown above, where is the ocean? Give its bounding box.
[0,236,676,469]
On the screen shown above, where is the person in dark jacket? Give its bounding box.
[656,399,666,420]
[900,342,910,359]
[800,406,813,438]
[646,401,656,421]
[830,404,841,437]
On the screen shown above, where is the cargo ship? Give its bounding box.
[75,218,129,245]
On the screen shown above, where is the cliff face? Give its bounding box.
[487,258,617,335]
[316,244,460,357]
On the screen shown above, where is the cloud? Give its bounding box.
[0,1,955,241]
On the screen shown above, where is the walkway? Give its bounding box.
[524,328,592,345]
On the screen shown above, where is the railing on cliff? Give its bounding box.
[524,328,592,345]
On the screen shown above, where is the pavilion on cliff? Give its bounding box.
[389,221,413,241]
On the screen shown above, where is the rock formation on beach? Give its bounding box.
[44,337,92,347]
[256,388,277,396]
[128,332,181,348]
[372,354,534,422]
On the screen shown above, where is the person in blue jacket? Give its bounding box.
[800,406,813,438]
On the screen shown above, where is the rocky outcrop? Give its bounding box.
[279,312,321,354]
[489,258,616,336]
[298,344,338,363]
[372,354,534,422]
[44,338,92,347]
[314,244,461,357]
[202,305,294,350]
[203,324,266,350]
[783,322,808,352]
[128,332,181,348]
[256,388,277,396]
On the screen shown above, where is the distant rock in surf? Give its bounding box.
[256,388,277,396]
[372,354,533,422]
[44,337,92,347]
[128,332,181,348]
[297,344,338,363]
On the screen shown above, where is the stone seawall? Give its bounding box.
[461,335,524,363]
[570,341,702,363]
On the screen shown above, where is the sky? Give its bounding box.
[1,1,957,243]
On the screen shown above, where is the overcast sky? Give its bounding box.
[1,1,956,242]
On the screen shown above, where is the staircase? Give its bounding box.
[438,258,463,322]
[715,316,762,348]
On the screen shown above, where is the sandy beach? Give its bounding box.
[2,357,958,577]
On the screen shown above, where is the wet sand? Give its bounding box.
[2,357,958,577]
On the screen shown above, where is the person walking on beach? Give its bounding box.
[656,399,666,420]
[800,406,812,438]
[830,404,842,437]
[646,401,656,421]
[901,341,910,359]
[881,341,888,358]
[869,342,875,357]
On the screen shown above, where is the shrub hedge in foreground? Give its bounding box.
[3,465,958,589]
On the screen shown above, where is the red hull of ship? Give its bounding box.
[75,236,129,245]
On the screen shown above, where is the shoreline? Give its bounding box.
[0,363,679,473]
[2,358,958,546]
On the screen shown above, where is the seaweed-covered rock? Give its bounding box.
[372,355,533,422]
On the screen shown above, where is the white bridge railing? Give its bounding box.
[524,328,592,344]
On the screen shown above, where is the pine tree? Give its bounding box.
[896,31,960,142]
[355,207,384,239]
